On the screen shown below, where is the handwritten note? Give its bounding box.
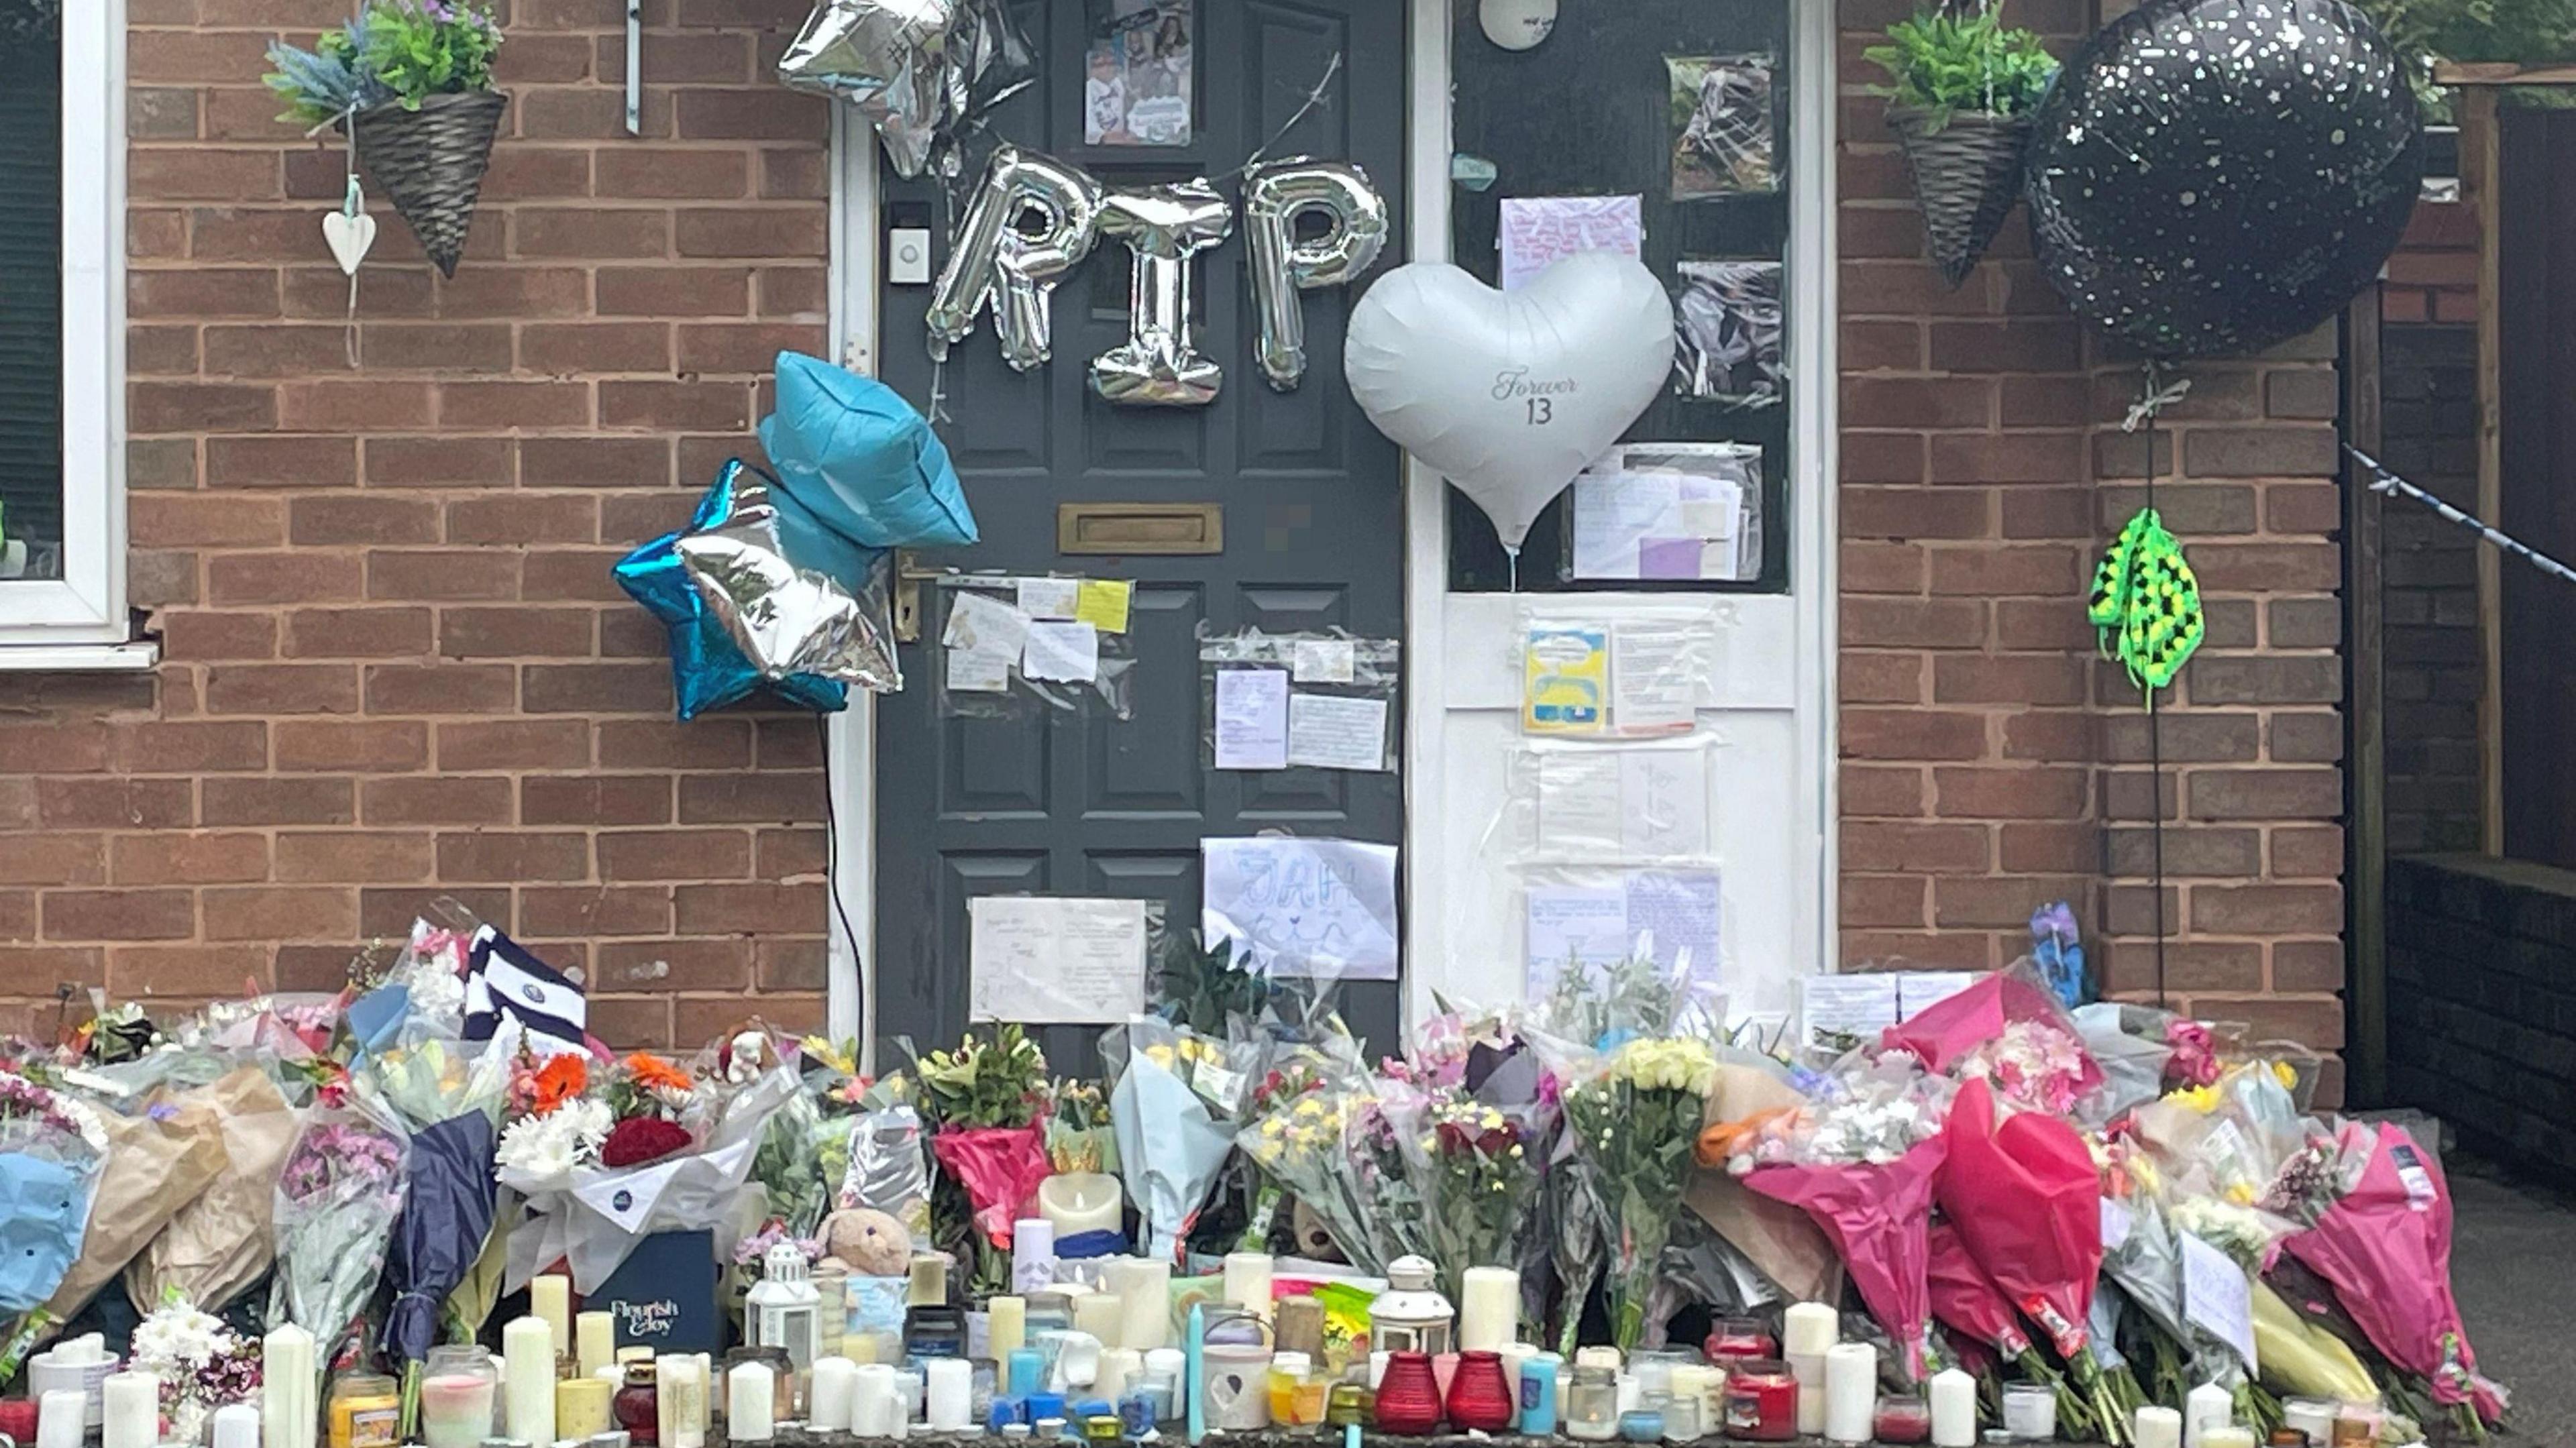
[1797,973,1901,1052]
[1017,577,1081,620]
[1201,836,1400,981]
[2180,1230,2259,1369]
[1534,748,1711,855]
[1499,194,1644,290]
[944,591,1029,693]
[1524,869,1721,994]
[1213,668,1290,770]
[969,895,1149,1024]
[1022,620,1099,683]
[1074,579,1133,634]
[1286,693,1388,771]
[1291,638,1357,684]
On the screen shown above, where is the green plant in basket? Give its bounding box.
[1866,7,2059,129]
[265,1,502,127]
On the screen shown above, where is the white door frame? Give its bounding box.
[826,4,1839,1046]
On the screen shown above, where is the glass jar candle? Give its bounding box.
[1718,1358,1797,1443]
[420,1348,498,1448]
[612,1364,659,1447]
[1702,1319,1776,1367]
[1630,1348,1697,1402]
[1566,1365,1622,1442]
[2000,1384,2055,1441]
[1620,1406,1667,1444]
[1661,1386,1703,1443]
[1266,1351,1328,1427]
[326,1372,400,1448]
[1875,1394,1932,1445]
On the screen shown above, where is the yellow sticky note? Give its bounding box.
[1073,579,1133,633]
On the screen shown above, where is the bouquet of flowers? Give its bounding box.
[1743,1135,1947,1378]
[1241,1063,1400,1272]
[1387,1082,1543,1300]
[269,1102,410,1359]
[708,1030,834,1241]
[1560,1034,1717,1349]
[1106,1019,1244,1266]
[123,1066,301,1317]
[1046,1078,1118,1176]
[37,1074,232,1338]
[361,1027,509,1437]
[129,1292,263,1446]
[914,1025,1052,1291]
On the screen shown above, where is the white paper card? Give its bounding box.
[1499,194,1644,291]
[1202,836,1401,981]
[1613,622,1701,734]
[968,895,1149,1025]
[1620,748,1711,854]
[1022,620,1100,683]
[1570,460,1756,583]
[1286,693,1388,771]
[1291,638,1358,684]
[2180,1230,2259,1370]
[1214,669,1291,770]
[1017,577,1082,620]
[943,592,1030,693]
[1797,973,1900,1051]
[1524,869,1721,995]
[1896,971,1982,1019]
[1534,753,1624,853]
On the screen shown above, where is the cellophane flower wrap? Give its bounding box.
[1560,1034,1717,1350]
[1241,1051,1403,1274]
[1386,1074,1545,1302]
[2282,1120,2506,1427]
[36,1072,232,1338]
[1106,1017,1248,1266]
[123,1065,301,1318]
[270,1101,410,1359]
[913,1025,1051,1290]
[706,1030,833,1241]
[129,1292,262,1446]
[1742,1135,1947,1378]
[362,1024,510,1437]
[0,1072,109,1374]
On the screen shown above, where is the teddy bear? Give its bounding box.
[817,1206,913,1278]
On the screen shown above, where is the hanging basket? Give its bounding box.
[350,91,507,278]
[1886,105,2031,288]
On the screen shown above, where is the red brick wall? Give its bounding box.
[1837,0,2351,1094]
[0,0,837,1044]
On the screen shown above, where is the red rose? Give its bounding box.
[600,1116,692,1168]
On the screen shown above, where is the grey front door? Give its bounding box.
[873,0,1408,1069]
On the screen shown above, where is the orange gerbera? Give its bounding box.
[624,1052,694,1095]
[529,1054,587,1113]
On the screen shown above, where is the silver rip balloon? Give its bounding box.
[924,145,1105,372]
[675,476,904,694]
[1090,179,1235,407]
[1242,157,1389,392]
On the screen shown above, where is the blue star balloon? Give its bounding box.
[614,460,849,721]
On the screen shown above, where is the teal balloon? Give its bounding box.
[613,460,849,721]
[759,350,976,548]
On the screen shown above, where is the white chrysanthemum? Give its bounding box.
[498,1097,611,1178]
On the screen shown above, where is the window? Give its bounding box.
[1445,0,1794,593]
[0,0,133,657]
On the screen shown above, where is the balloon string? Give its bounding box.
[1504,543,1519,593]
[2135,361,2169,1011]
[1216,52,1344,184]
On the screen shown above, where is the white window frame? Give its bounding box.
[0,0,143,665]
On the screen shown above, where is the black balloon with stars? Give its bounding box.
[2025,0,2425,359]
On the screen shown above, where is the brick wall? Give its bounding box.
[0,0,838,1044]
[2377,202,2484,854]
[1837,0,2351,1096]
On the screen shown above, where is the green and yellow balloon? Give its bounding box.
[2088,507,2204,702]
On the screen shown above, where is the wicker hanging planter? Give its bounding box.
[1887,105,2031,288]
[350,90,506,278]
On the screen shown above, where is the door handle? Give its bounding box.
[892,552,946,644]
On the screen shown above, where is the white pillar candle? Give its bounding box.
[1012,1219,1057,1294]
[101,1370,158,1448]
[1036,1174,1123,1240]
[1221,1251,1274,1320]
[924,1358,973,1431]
[1821,1343,1875,1445]
[1782,1300,1836,1435]
[38,1390,87,1448]
[2200,1431,2256,1448]
[2184,1383,2235,1447]
[852,1363,899,1438]
[502,1315,558,1447]
[896,1369,924,1433]
[987,1295,1028,1363]
[1072,1290,1124,1346]
[576,1310,616,1378]
[2136,1405,2184,1448]
[529,1274,573,1359]
[808,1357,859,1432]
[1457,1267,1519,1352]
[262,1324,317,1448]
[692,1353,714,1435]
[212,1404,262,1448]
[727,1360,776,1443]
[1104,1258,1172,1351]
[2281,1400,2337,1445]
[656,1355,708,1448]
[1929,1367,1978,1447]
[1573,1346,1622,1371]
[1097,1348,1141,1405]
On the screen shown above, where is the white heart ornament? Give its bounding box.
[322,210,376,276]
[1345,253,1674,551]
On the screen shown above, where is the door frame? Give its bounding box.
[826,2,1841,1050]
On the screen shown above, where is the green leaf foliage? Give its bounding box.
[264,1,502,126]
[1866,7,2059,127]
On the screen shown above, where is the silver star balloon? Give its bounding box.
[675,473,902,693]
[778,0,953,179]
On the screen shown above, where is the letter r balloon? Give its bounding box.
[924,145,1104,373]
[1242,158,1390,391]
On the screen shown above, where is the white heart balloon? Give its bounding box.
[322,210,376,276]
[1344,253,1674,552]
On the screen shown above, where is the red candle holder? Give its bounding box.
[1703,1317,1777,1366]
[1375,1352,1444,1435]
[0,1398,40,1445]
[1444,1351,1515,1433]
[1719,1357,1798,1443]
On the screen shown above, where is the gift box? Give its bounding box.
[591,1229,720,1356]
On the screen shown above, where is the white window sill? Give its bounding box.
[0,641,160,672]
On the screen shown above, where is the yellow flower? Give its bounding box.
[2166,1084,2220,1113]
[2271,1060,2299,1090]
